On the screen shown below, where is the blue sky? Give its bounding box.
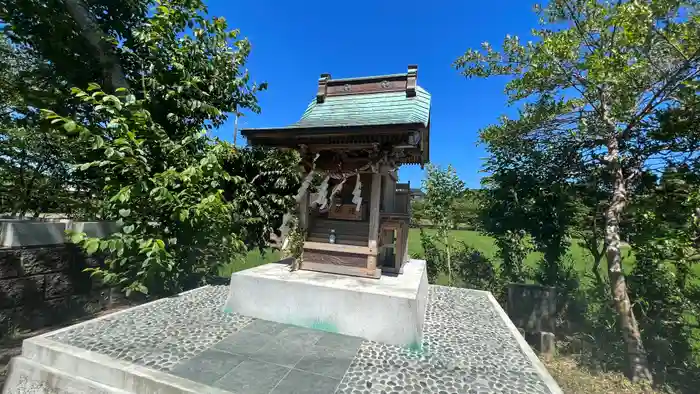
[206,0,540,189]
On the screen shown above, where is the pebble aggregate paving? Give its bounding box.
[42,285,556,394]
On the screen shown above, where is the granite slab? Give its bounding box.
[4,285,562,394]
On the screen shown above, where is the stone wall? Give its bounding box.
[0,221,119,338]
[507,283,557,334]
[506,283,557,358]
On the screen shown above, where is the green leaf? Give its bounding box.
[92,136,105,149]
[119,208,131,217]
[179,209,189,221]
[86,239,99,255]
[70,232,85,244]
[63,120,77,132]
[123,224,135,234]
[102,95,122,110]
[87,82,101,91]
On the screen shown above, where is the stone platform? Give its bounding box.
[3,285,563,394]
[225,259,428,347]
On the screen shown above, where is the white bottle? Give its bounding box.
[329,229,336,244]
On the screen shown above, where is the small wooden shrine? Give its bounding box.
[242,65,431,279]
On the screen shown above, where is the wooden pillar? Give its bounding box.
[394,225,404,272]
[382,172,396,213]
[299,188,309,232]
[367,171,382,273]
[401,221,409,264]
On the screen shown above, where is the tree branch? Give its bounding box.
[623,63,700,138]
[64,0,129,91]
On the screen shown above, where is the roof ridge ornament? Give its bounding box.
[317,73,331,103]
[406,65,418,97]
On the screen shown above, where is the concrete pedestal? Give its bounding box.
[224,259,429,347]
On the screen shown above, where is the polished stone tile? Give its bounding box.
[242,319,290,336]
[214,359,290,394]
[274,325,324,347]
[170,349,245,385]
[214,330,271,357]
[295,346,356,379]
[314,332,364,353]
[271,369,340,394]
[251,339,306,367]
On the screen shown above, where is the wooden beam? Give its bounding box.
[388,169,398,182]
[301,262,381,279]
[242,123,425,140]
[367,171,382,272]
[380,213,411,221]
[306,143,379,152]
[303,241,375,255]
[406,65,418,97]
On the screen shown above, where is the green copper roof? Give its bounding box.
[292,86,431,129]
[242,85,431,132]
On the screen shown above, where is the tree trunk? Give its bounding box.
[64,0,129,91]
[591,245,605,284]
[583,231,605,284]
[604,137,653,383]
[444,232,452,285]
[590,212,603,282]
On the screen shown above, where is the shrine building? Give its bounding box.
[242,65,430,279]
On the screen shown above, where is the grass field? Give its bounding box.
[406,228,637,282]
[219,228,635,280]
[218,248,281,278]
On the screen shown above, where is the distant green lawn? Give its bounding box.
[407,228,635,279]
[218,228,640,282]
[218,248,281,278]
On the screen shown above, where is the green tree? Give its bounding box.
[38,0,297,296]
[455,0,700,382]
[480,135,579,284]
[409,198,426,227]
[422,164,465,285]
[47,88,244,295]
[452,189,484,230]
[0,34,99,217]
[1,0,148,92]
[627,160,700,389]
[569,167,610,284]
